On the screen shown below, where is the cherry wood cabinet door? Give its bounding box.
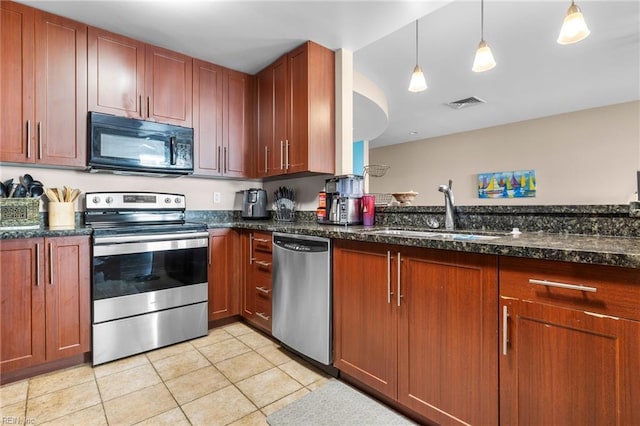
[193,59,223,176]
[223,69,252,177]
[255,66,274,177]
[500,298,640,425]
[208,229,240,321]
[0,239,45,373]
[398,249,499,426]
[146,45,192,127]
[272,56,287,175]
[88,27,145,119]
[34,11,86,167]
[333,240,398,398]
[286,42,334,175]
[0,1,35,163]
[44,236,90,361]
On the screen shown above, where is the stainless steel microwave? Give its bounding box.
[88,112,194,175]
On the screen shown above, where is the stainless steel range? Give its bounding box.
[85,192,208,365]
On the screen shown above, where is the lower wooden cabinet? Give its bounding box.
[0,236,90,375]
[334,240,499,425]
[500,257,640,425]
[208,229,240,321]
[240,230,273,333]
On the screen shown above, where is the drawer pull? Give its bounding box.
[256,286,272,295]
[502,305,509,356]
[529,278,597,293]
[256,312,271,321]
[387,251,392,304]
[254,260,271,268]
[254,238,269,243]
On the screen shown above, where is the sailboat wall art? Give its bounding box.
[478,170,536,199]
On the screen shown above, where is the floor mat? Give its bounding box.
[266,379,416,425]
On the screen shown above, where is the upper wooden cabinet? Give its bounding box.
[256,41,335,177]
[499,257,640,425]
[0,2,86,167]
[88,27,192,127]
[193,61,252,177]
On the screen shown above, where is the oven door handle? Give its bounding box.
[94,231,210,245]
[94,236,208,256]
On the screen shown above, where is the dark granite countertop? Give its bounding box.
[2,220,638,270]
[228,220,640,270]
[0,225,92,239]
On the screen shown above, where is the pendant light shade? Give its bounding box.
[472,40,496,72]
[472,0,496,73]
[408,20,427,92]
[557,1,590,45]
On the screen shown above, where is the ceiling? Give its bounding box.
[20,0,640,148]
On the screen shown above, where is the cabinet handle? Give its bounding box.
[147,96,150,118]
[217,146,222,172]
[254,260,271,268]
[529,278,597,293]
[26,120,31,159]
[48,242,54,286]
[285,139,290,170]
[256,286,272,295]
[264,146,269,172]
[35,243,41,286]
[249,233,254,264]
[279,140,284,170]
[208,242,212,266]
[253,238,269,243]
[139,94,143,116]
[37,122,43,160]
[224,147,228,173]
[397,252,403,306]
[256,312,271,321]
[502,305,509,355]
[387,251,392,304]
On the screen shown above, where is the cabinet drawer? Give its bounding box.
[254,294,272,329]
[251,232,272,253]
[500,257,640,321]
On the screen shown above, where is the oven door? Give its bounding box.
[92,232,208,323]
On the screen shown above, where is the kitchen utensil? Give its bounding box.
[13,185,27,198]
[30,186,44,197]
[0,182,6,198]
[45,188,59,202]
[21,174,34,188]
[8,185,17,198]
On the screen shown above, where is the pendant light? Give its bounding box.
[408,20,427,93]
[557,1,590,45]
[472,0,496,73]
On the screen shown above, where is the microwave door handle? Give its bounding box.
[170,136,177,165]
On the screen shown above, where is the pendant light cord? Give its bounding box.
[415,20,419,64]
[480,0,484,41]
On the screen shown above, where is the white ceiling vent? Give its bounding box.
[446,96,486,110]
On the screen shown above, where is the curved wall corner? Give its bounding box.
[353,71,389,142]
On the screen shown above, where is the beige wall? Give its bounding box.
[370,101,640,206]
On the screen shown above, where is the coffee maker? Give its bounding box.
[319,175,363,225]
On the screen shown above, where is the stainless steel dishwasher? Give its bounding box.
[272,233,332,365]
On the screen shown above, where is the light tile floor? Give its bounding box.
[0,322,332,425]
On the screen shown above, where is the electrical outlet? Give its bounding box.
[213,192,221,203]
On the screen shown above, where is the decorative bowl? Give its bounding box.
[392,191,419,205]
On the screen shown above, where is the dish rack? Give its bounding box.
[369,193,393,206]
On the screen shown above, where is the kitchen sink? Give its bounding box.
[363,229,504,241]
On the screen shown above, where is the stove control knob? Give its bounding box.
[105,196,113,204]
[92,196,101,204]
[174,197,182,204]
[165,197,171,204]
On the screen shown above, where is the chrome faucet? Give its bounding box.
[438,180,455,230]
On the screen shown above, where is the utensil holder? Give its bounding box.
[49,202,75,228]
